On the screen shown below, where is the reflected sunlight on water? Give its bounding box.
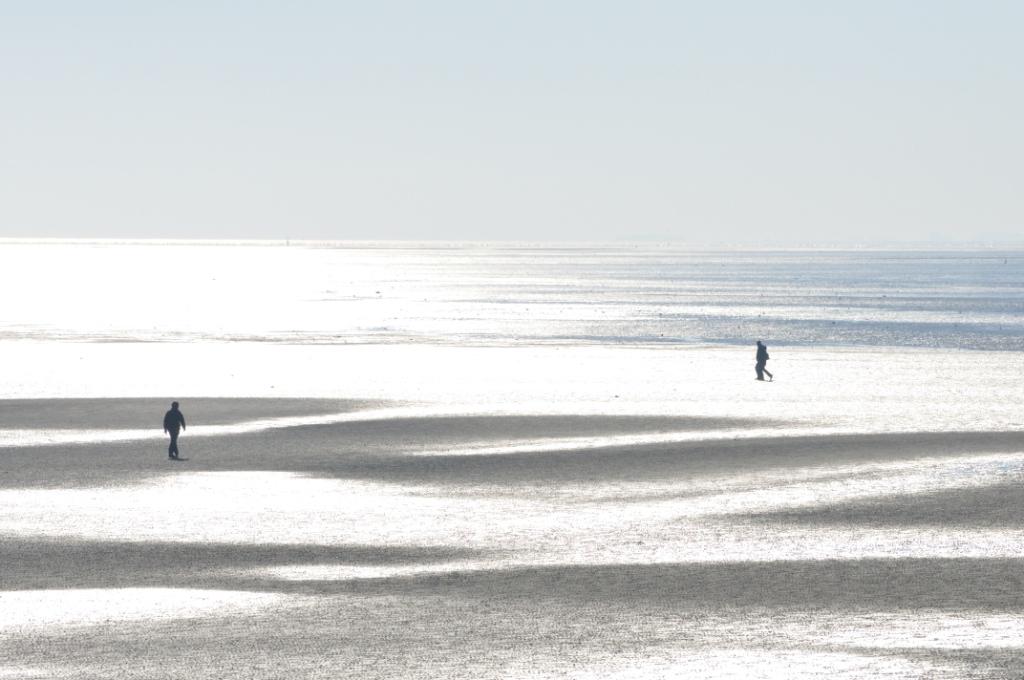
[4,447,1024,562]
[2,244,1024,678]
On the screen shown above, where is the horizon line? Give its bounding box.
[1,237,1023,251]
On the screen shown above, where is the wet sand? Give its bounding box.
[3,398,1024,678]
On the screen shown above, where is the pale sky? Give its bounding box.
[1,1,1021,243]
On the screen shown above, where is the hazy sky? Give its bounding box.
[2,2,1021,243]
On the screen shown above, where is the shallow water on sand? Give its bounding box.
[1,243,1024,678]
[0,242,1022,350]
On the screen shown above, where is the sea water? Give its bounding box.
[0,241,1020,436]
[0,241,1021,349]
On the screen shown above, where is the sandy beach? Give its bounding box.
[3,389,1024,678]
[0,244,1022,678]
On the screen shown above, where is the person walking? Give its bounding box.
[755,340,773,382]
[163,401,187,459]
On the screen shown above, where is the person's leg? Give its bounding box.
[764,367,773,381]
[169,432,179,458]
[755,362,764,380]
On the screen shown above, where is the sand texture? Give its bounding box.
[3,398,1024,678]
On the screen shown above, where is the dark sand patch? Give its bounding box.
[3,413,1022,491]
[293,414,777,443]
[5,532,1023,612]
[0,413,768,488]
[743,482,1024,529]
[245,427,1024,487]
[0,397,378,430]
[330,558,1024,611]
[1,536,491,592]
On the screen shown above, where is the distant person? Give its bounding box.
[163,401,187,459]
[755,340,773,382]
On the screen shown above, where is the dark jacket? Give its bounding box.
[756,344,769,362]
[163,408,186,433]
